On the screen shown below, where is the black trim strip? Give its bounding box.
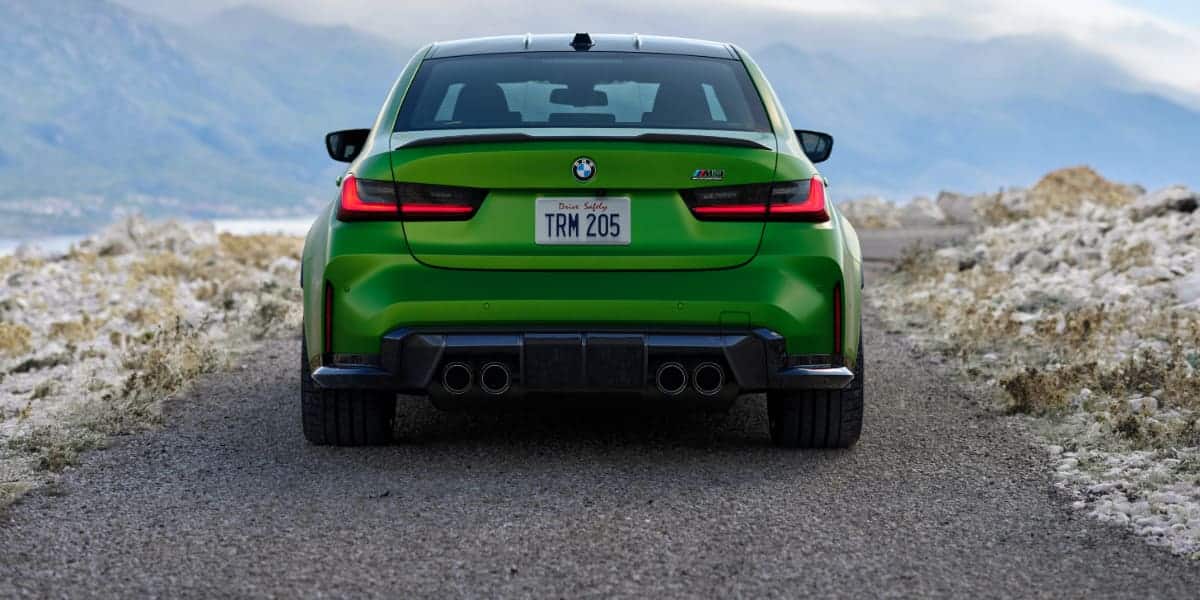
[633,133,769,149]
[399,132,771,150]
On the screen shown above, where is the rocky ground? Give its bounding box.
[857,167,1200,556]
[0,218,302,506]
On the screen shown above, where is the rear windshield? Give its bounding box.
[394,52,771,132]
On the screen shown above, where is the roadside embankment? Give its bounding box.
[861,167,1200,556]
[0,217,302,506]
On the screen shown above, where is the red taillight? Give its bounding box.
[832,283,843,356]
[768,178,828,222]
[682,178,829,223]
[337,174,398,220]
[323,281,334,354]
[336,174,485,222]
[692,204,767,217]
[400,203,475,218]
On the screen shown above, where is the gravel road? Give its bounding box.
[2,231,1199,598]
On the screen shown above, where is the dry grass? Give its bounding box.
[4,317,228,485]
[1027,166,1140,214]
[1,218,304,509]
[893,241,936,277]
[0,323,34,357]
[49,316,101,344]
[976,194,1021,226]
[220,232,303,269]
[129,253,197,282]
[0,482,34,507]
[106,317,226,432]
[1000,346,1200,419]
[6,425,107,473]
[29,379,59,400]
[976,166,1142,226]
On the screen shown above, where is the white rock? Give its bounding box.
[269,256,300,277]
[933,247,965,271]
[1019,251,1050,272]
[994,189,1032,219]
[935,191,979,225]
[898,197,947,227]
[1130,186,1199,221]
[1175,272,1200,307]
[1127,266,1174,284]
[12,243,50,261]
[837,196,900,229]
[1129,396,1158,415]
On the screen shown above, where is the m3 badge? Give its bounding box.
[691,169,725,181]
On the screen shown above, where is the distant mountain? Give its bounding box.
[1,0,1198,236]
[755,36,1200,199]
[0,1,410,236]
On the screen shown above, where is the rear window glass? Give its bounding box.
[395,52,770,132]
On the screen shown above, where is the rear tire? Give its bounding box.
[767,336,864,449]
[301,337,395,446]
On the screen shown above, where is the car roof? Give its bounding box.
[426,34,738,60]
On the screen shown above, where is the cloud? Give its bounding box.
[114,0,1200,103]
[917,0,1200,101]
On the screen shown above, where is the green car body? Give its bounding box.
[300,34,864,448]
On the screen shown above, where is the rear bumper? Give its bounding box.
[316,251,850,359]
[311,327,853,397]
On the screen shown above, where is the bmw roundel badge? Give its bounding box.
[572,157,596,182]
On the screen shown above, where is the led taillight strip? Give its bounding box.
[692,204,767,216]
[400,203,475,217]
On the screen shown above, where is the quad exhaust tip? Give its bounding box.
[655,362,688,396]
[479,362,512,395]
[692,362,725,396]
[442,362,473,395]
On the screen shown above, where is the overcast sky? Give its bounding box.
[115,0,1200,105]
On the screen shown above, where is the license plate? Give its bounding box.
[535,197,630,245]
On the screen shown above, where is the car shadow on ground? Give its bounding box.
[389,393,774,449]
[280,392,861,500]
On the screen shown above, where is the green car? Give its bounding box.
[301,33,864,448]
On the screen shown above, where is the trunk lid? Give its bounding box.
[390,132,778,270]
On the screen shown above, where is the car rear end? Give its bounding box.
[301,35,863,445]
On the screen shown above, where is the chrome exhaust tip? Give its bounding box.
[655,362,688,396]
[692,362,725,396]
[479,362,512,395]
[441,362,473,395]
